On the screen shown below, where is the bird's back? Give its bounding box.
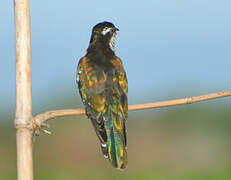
[77,53,128,169]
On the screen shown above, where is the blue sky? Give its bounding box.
[0,0,231,117]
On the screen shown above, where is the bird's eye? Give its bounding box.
[101,27,111,35]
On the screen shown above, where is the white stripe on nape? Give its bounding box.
[109,32,117,52]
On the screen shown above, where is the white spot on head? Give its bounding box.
[104,154,108,158]
[101,27,111,35]
[101,26,117,52]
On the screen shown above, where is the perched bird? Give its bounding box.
[76,22,128,169]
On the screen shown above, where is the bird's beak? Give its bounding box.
[110,27,119,35]
[111,27,119,34]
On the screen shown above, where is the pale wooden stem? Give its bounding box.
[34,90,231,128]
[15,0,33,179]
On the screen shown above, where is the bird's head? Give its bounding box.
[89,21,119,52]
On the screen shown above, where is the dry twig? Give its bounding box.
[34,90,231,132]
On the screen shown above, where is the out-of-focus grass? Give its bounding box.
[1,100,231,180]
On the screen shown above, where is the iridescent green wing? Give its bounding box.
[104,56,128,169]
[76,57,107,144]
[113,57,128,119]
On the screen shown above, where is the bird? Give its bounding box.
[76,21,128,169]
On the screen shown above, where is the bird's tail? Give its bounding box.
[103,107,128,169]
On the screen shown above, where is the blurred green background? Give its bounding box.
[1,0,231,179]
[1,98,231,180]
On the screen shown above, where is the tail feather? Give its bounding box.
[101,143,109,159]
[104,108,127,169]
[87,103,127,169]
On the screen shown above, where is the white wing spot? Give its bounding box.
[77,71,82,82]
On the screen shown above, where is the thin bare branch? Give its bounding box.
[14,0,33,179]
[34,90,231,129]
[128,90,231,111]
